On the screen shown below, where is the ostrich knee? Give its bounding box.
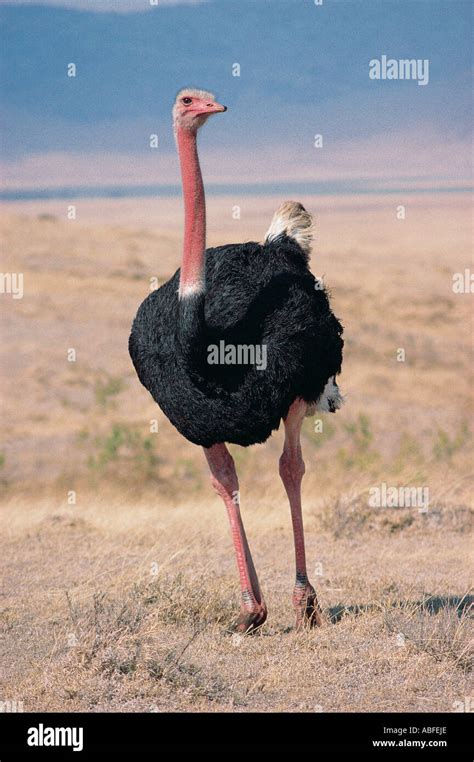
[279,447,305,491]
[208,451,238,500]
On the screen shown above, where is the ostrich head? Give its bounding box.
[173,88,227,133]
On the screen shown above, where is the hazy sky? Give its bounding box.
[0,0,206,9]
[0,0,472,190]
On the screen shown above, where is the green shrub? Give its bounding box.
[433,422,470,460]
[82,423,161,484]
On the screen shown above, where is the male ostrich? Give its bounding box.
[129,88,344,633]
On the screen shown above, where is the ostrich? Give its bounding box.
[129,88,344,633]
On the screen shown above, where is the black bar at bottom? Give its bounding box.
[0,712,471,757]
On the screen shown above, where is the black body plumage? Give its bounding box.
[129,235,343,448]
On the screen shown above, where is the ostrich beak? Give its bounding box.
[196,101,227,116]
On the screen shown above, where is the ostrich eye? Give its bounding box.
[182,97,192,105]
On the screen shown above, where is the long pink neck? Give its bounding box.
[176,126,206,297]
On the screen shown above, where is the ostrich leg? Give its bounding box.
[204,443,267,633]
[279,399,323,629]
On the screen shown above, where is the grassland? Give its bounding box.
[0,193,472,712]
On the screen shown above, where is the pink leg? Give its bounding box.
[204,443,267,633]
[279,399,323,629]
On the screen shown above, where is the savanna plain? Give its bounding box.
[0,193,472,712]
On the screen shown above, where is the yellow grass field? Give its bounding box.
[0,193,472,712]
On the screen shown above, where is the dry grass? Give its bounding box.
[0,194,472,712]
[0,495,472,712]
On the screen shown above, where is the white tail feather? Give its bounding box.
[264,201,314,256]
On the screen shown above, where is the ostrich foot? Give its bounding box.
[228,605,267,635]
[293,583,323,630]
